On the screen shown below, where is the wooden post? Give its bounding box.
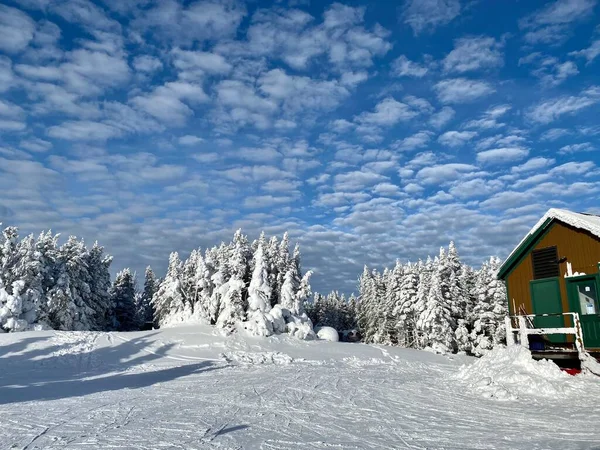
[505,316,515,346]
[517,315,529,348]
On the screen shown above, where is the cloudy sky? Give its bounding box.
[0,0,599,294]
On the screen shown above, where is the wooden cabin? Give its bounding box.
[498,208,600,359]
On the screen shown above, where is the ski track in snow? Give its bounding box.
[1,326,600,450]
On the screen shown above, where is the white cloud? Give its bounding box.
[49,0,121,32]
[434,78,495,103]
[559,142,595,153]
[512,157,555,173]
[0,57,15,93]
[416,163,477,184]
[178,135,204,146]
[258,69,350,114]
[529,58,580,86]
[133,55,163,73]
[391,55,429,77]
[133,0,247,45]
[355,97,428,127]
[519,0,596,45]
[172,48,232,76]
[443,36,503,73]
[526,86,600,123]
[0,120,26,131]
[570,39,600,63]
[437,130,477,147]
[476,147,529,165]
[429,106,455,129]
[402,0,461,35]
[216,3,391,71]
[539,128,571,141]
[19,137,53,152]
[464,104,512,130]
[131,81,209,126]
[47,120,122,141]
[0,5,35,53]
[393,131,433,152]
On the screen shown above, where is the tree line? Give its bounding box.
[306,242,507,355]
[0,226,313,339]
[0,224,507,356]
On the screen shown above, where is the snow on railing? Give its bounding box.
[504,312,585,356]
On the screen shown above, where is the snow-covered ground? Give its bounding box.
[1,326,600,449]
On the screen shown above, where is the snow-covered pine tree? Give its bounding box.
[413,258,431,348]
[215,276,246,330]
[152,252,185,328]
[193,251,212,323]
[180,249,200,311]
[266,235,279,307]
[57,236,92,331]
[85,242,113,331]
[0,233,43,331]
[208,243,230,324]
[398,261,419,347]
[470,257,507,355]
[356,265,374,340]
[280,269,298,312]
[137,266,157,328]
[246,243,273,336]
[111,268,137,331]
[294,270,312,317]
[417,257,455,353]
[455,319,471,353]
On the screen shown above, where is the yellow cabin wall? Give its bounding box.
[505,221,600,316]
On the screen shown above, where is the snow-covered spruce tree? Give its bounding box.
[285,269,315,339]
[357,267,384,344]
[394,262,419,347]
[416,257,455,353]
[192,251,212,323]
[110,268,137,332]
[455,319,471,353]
[208,243,230,325]
[152,252,185,328]
[215,276,246,330]
[180,249,200,311]
[84,242,113,331]
[412,258,431,349]
[279,269,298,312]
[0,233,43,331]
[470,257,507,355]
[246,243,274,336]
[137,266,157,328]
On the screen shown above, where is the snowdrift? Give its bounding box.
[455,345,598,401]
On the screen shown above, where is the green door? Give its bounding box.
[530,278,565,343]
[567,277,600,348]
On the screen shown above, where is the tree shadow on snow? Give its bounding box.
[0,332,222,405]
[0,361,219,405]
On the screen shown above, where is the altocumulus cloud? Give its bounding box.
[0,0,599,294]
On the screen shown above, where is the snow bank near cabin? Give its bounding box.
[455,346,578,401]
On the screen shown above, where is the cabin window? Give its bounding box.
[531,246,560,280]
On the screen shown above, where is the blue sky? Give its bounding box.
[0,0,599,294]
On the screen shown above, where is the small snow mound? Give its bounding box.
[221,351,294,365]
[315,326,339,342]
[455,345,574,401]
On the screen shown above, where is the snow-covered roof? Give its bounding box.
[498,208,600,279]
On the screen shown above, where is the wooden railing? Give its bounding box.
[505,312,585,355]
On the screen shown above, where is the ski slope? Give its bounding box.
[1,326,599,449]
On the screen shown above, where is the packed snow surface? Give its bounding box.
[1,326,600,449]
